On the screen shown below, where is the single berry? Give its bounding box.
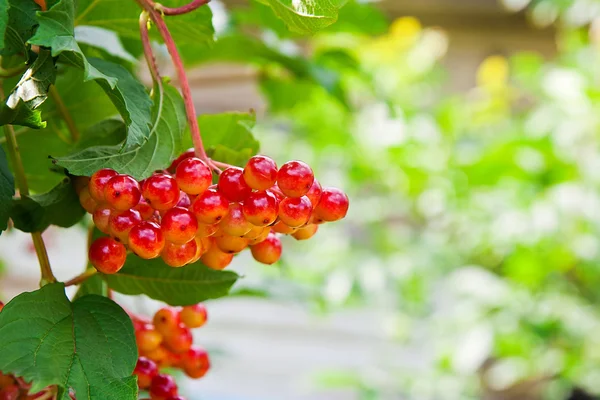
[175,157,212,195]
[89,237,127,274]
[242,225,269,240]
[167,148,195,173]
[153,307,180,335]
[79,186,98,214]
[195,222,219,238]
[182,346,210,379]
[243,155,277,190]
[190,189,230,224]
[292,224,318,240]
[242,191,279,226]
[200,241,234,270]
[142,174,180,211]
[313,187,349,222]
[109,209,142,244]
[305,179,322,208]
[277,160,314,198]
[142,345,170,367]
[250,233,282,264]
[129,221,165,259]
[215,235,249,254]
[104,174,141,211]
[218,167,251,202]
[163,323,193,354]
[0,384,19,399]
[73,176,90,195]
[149,374,178,399]
[161,207,198,244]
[278,196,312,227]
[134,199,155,220]
[161,240,198,268]
[179,304,207,329]
[166,351,185,369]
[89,168,118,202]
[176,191,191,208]
[219,203,252,236]
[92,206,112,234]
[136,324,163,353]
[248,226,271,245]
[134,357,159,389]
[272,220,297,234]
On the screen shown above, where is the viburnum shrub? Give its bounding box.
[0,0,347,399]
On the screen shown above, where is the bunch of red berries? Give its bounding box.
[133,304,210,400]
[77,151,349,273]
[0,371,57,400]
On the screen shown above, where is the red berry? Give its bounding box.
[250,233,282,264]
[0,384,19,400]
[242,191,279,226]
[104,174,141,211]
[305,179,322,208]
[277,160,314,198]
[168,148,195,173]
[190,189,230,224]
[129,221,165,259]
[136,324,163,353]
[166,397,186,400]
[272,220,297,234]
[163,323,193,354]
[153,307,180,335]
[215,235,249,254]
[219,203,252,236]
[161,240,198,267]
[79,186,98,214]
[292,224,318,240]
[161,207,198,244]
[92,206,112,234]
[182,346,210,379]
[313,187,349,222]
[179,304,207,328]
[109,209,142,243]
[134,357,159,389]
[89,237,127,274]
[243,155,277,190]
[195,223,219,238]
[218,167,251,202]
[134,199,155,220]
[0,301,4,313]
[142,174,180,211]
[175,157,212,195]
[200,241,234,270]
[278,196,312,227]
[142,345,170,368]
[149,374,178,399]
[89,168,118,202]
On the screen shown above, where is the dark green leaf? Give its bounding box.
[54,83,186,179]
[10,176,85,232]
[0,146,14,233]
[0,283,138,399]
[261,0,344,35]
[2,0,40,56]
[104,256,240,306]
[0,49,56,128]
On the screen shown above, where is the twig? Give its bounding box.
[151,0,210,15]
[64,269,98,287]
[49,85,80,143]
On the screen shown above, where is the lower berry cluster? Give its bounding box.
[77,152,349,273]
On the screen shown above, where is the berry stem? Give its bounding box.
[151,0,210,15]
[49,85,80,143]
[64,268,98,287]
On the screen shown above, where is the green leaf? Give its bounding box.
[74,272,108,299]
[0,49,56,129]
[2,0,40,56]
[75,26,136,63]
[0,283,138,399]
[260,0,344,35]
[104,256,240,306]
[0,146,14,233]
[10,176,85,232]
[54,83,186,179]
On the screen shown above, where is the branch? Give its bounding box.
[152,0,210,16]
[49,85,80,142]
[64,268,98,287]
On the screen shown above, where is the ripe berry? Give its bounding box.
[1,384,19,399]
[149,374,178,399]
[215,235,249,254]
[134,199,155,220]
[142,345,170,367]
[104,174,141,211]
[167,148,195,173]
[248,226,271,245]
[129,221,165,259]
[161,240,198,268]
[153,307,180,335]
[175,157,212,195]
[200,242,234,270]
[219,203,252,236]
[134,357,158,389]
[143,174,180,211]
[0,301,4,313]
[250,233,282,264]
[89,168,118,202]
[163,323,193,354]
[195,223,219,238]
[242,225,269,240]
[277,160,314,198]
[242,191,278,226]
[190,189,229,224]
[272,220,297,234]
[313,187,349,222]
[243,155,277,190]
[305,179,322,208]
[89,237,127,274]
[218,167,251,202]
[179,304,207,328]
[109,209,142,243]
[189,237,205,264]
[292,224,318,240]
[161,207,198,244]
[92,206,112,234]
[182,346,210,379]
[136,324,163,352]
[278,196,312,227]
[79,186,98,214]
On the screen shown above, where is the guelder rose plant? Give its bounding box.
[0,0,347,399]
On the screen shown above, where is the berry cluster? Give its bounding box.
[0,371,59,400]
[77,152,349,274]
[133,304,210,400]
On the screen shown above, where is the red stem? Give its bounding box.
[151,0,210,15]
[139,11,162,85]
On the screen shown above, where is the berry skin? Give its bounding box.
[73,176,90,195]
[175,157,212,195]
[0,301,4,313]
[163,323,193,354]
[219,203,252,236]
[142,174,180,211]
[189,237,206,264]
[195,223,219,238]
[248,226,271,245]
[190,189,230,224]
[161,240,198,267]
[166,397,186,400]
[134,357,158,389]
[89,237,127,274]
[179,304,207,328]
[182,346,210,379]
[129,221,165,259]
[277,160,314,198]
[200,241,234,270]
[136,324,163,353]
[104,174,141,211]
[134,199,155,220]
[305,179,322,208]
[242,225,269,240]
[313,187,349,222]
[79,186,98,214]
[292,224,318,240]
[215,235,249,254]
[278,196,312,227]
[250,233,282,264]
[109,209,142,244]
[242,191,279,226]
[153,307,180,335]
[161,207,198,244]
[142,345,170,367]
[149,374,178,400]
[272,220,297,234]
[243,155,277,190]
[89,168,118,202]
[167,148,195,173]
[218,167,252,202]
[92,206,112,234]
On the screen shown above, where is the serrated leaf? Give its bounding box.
[54,83,186,179]
[10,176,85,232]
[104,256,240,306]
[1,0,40,56]
[0,49,56,128]
[0,283,138,400]
[261,0,344,35]
[0,146,14,233]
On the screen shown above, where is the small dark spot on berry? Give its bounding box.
[114,191,121,197]
[215,216,222,221]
